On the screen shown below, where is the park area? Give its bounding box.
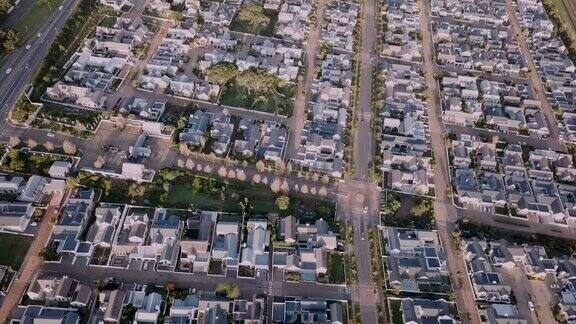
[206,62,296,116]
[0,233,33,270]
[230,4,277,36]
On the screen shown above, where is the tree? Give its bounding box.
[177,159,184,168]
[179,143,191,156]
[192,177,204,193]
[261,176,268,185]
[321,175,330,184]
[74,122,87,132]
[8,136,20,147]
[280,179,289,193]
[301,184,309,194]
[94,156,106,169]
[0,29,21,55]
[312,173,319,182]
[218,166,227,177]
[216,282,240,300]
[205,62,239,85]
[255,160,265,172]
[318,186,328,196]
[63,139,77,155]
[252,174,261,184]
[0,0,12,15]
[310,187,317,195]
[274,159,286,175]
[275,195,290,210]
[270,177,281,193]
[227,169,236,179]
[204,165,212,173]
[237,170,246,181]
[185,158,195,170]
[27,139,37,149]
[45,141,54,151]
[39,246,58,261]
[286,162,292,174]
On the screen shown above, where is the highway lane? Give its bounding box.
[0,0,79,134]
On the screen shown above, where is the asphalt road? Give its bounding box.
[353,0,376,181]
[418,0,483,322]
[0,0,79,135]
[40,262,349,301]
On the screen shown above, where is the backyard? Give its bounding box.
[0,233,33,270]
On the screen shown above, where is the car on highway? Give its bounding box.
[37,32,42,38]
[528,301,534,311]
[5,68,12,74]
[47,132,55,137]
[25,44,31,50]
[58,5,63,10]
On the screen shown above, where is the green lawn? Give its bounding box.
[219,82,295,116]
[229,4,278,36]
[0,233,33,270]
[14,0,63,41]
[328,252,345,284]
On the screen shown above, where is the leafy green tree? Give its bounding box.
[216,282,240,300]
[275,195,290,210]
[192,177,204,193]
[0,0,11,14]
[0,28,21,55]
[205,62,239,85]
[39,246,58,261]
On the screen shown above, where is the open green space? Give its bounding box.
[229,4,277,36]
[328,252,345,284]
[14,0,63,41]
[206,62,295,116]
[77,168,335,220]
[0,233,33,270]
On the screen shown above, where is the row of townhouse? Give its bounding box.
[555,256,576,323]
[199,38,304,82]
[275,0,311,43]
[463,238,532,323]
[380,62,435,196]
[430,0,509,26]
[0,174,66,232]
[440,74,549,137]
[321,1,359,52]
[137,24,221,101]
[292,52,353,177]
[450,134,576,226]
[14,275,347,324]
[381,227,459,323]
[380,0,422,62]
[515,0,576,144]
[273,216,339,282]
[45,17,148,110]
[381,227,449,294]
[179,111,287,160]
[433,21,525,76]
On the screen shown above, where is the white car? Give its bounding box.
[37,32,42,38]
[47,132,55,137]
[5,68,12,74]
[58,5,63,10]
[25,44,31,50]
[528,301,535,311]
